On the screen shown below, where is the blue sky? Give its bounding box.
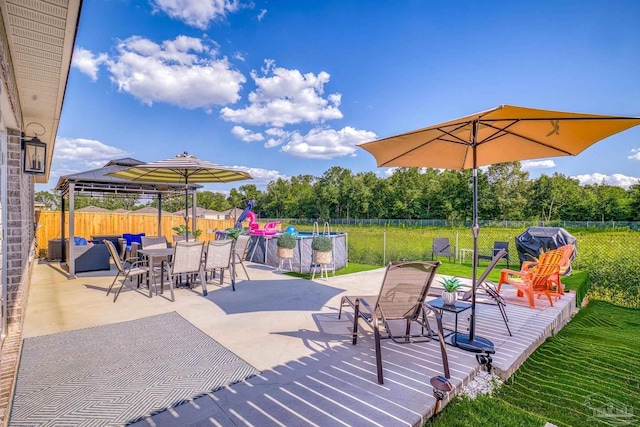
[44,0,640,194]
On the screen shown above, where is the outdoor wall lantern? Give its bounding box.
[22,123,47,175]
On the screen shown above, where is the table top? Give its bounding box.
[138,247,174,257]
[428,297,471,313]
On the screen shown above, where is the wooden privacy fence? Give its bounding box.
[36,211,239,253]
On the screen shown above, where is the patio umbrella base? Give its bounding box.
[452,333,495,353]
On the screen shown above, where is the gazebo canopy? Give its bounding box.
[54,158,203,279]
[55,158,201,198]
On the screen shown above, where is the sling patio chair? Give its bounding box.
[232,234,251,281]
[431,238,456,262]
[203,239,234,290]
[140,235,171,285]
[478,241,510,268]
[338,261,450,384]
[459,249,511,336]
[166,240,206,299]
[104,239,150,302]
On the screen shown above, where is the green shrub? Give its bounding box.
[311,235,333,251]
[277,233,296,249]
[172,224,202,238]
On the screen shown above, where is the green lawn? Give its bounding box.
[427,300,640,427]
[284,262,381,279]
[287,260,588,305]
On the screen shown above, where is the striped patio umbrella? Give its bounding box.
[359,105,640,353]
[107,152,252,240]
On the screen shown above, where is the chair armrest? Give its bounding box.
[501,268,526,277]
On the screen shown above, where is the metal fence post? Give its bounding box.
[383,227,386,266]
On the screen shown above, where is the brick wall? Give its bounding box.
[5,130,33,333]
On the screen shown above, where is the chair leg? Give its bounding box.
[524,288,535,308]
[167,272,175,302]
[432,309,450,379]
[239,261,250,280]
[338,296,345,319]
[352,299,360,345]
[499,304,512,336]
[200,266,208,297]
[106,273,121,296]
[113,277,128,302]
[374,325,384,384]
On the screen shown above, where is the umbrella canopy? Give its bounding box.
[359,104,640,352]
[359,105,640,169]
[107,152,252,239]
[108,151,252,184]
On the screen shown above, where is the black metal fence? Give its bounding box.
[280,218,640,231]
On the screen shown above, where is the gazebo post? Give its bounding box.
[192,189,197,239]
[157,193,162,237]
[68,180,76,279]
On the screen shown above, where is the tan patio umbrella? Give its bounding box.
[358,104,640,352]
[107,152,252,240]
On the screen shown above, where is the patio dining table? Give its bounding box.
[138,247,174,297]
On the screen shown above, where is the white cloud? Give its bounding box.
[49,137,130,182]
[572,173,640,189]
[71,47,108,81]
[233,51,246,61]
[231,126,264,142]
[220,60,343,126]
[384,167,398,177]
[106,35,245,111]
[280,126,377,159]
[231,165,287,189]
[150,0,241,29]
[263,128,290,148]
[257,9,267,20]
[628,148,640,160]
[521,159,556,169]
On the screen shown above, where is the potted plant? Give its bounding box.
[172,224,202,239]
[224,227,245,241]
[440,276,462,305]
[312,235,333,264]
[276,233,296,259]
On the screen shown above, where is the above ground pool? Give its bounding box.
[246,232,348,273]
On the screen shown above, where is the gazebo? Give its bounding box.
[54,158,202,278]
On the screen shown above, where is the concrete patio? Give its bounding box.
[11,259,575,426]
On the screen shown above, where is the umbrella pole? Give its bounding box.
[454,121,495,354]
[184,178,189,242]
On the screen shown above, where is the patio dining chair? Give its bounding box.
[232,234,251,281]
[338,261,450,384]
[166,240,206,299]
[141,236,170,282]
[203,239,233,291]
[104,239,150,302]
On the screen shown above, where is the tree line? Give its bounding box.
[36,162,640,222]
